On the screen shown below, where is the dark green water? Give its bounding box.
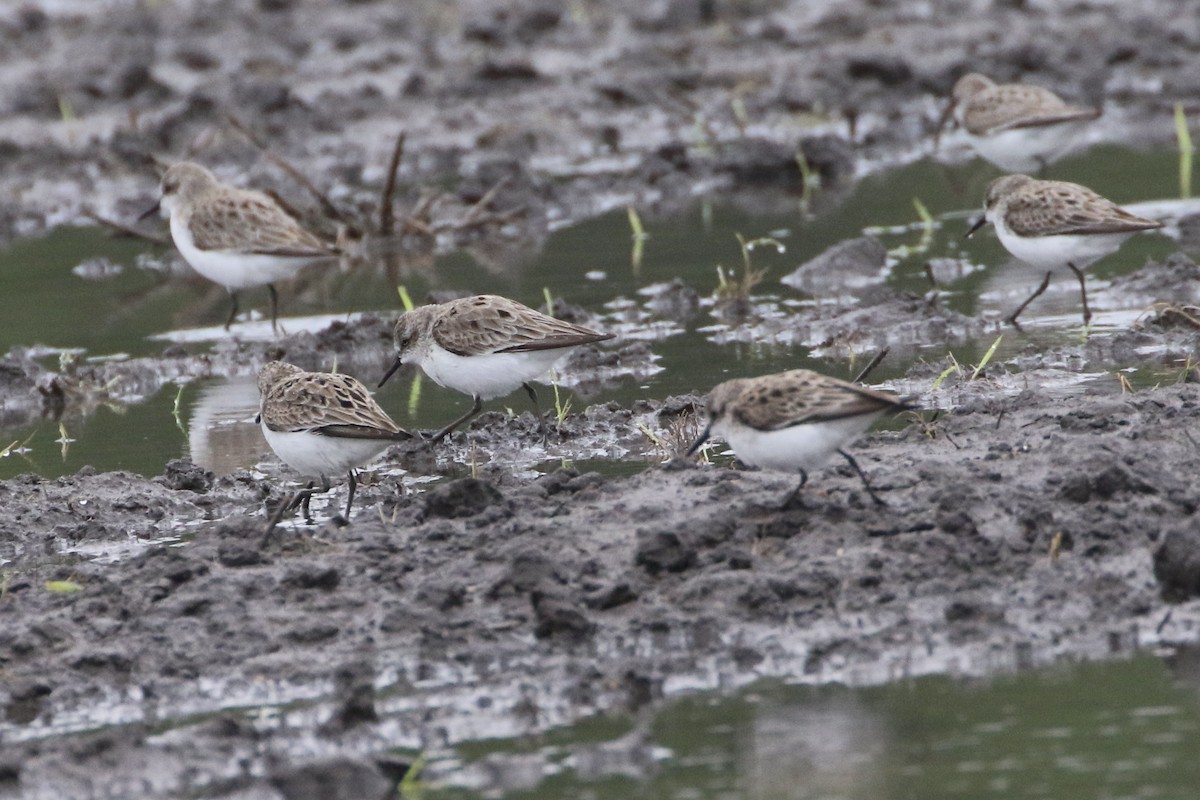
[420,653,1200,799]
[0,147,1184,480]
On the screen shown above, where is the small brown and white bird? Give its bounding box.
[936,73,1100,171]
[688,369,911,506]
[378,294,614,442]
[257,361,412,525]
[142,162,339,333]
[966,174,1163,326]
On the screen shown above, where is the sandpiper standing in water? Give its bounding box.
[688,369,912,507]
[258,361,412,527]
[142,162,339,333]
[379,294,614,442]
[937,73,1100,172]
[966,174,1163,326]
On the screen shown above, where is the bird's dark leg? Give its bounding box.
[344,470,357,520]
[430,395,484,443]
[267,284,280,335]
[523,381,549,441]
[839,448,885,507]
[300,480,317,523]
[224,291,240,331]
[1006,271,1052,328]
[1066,262,1091,325]
[781,469,809,509]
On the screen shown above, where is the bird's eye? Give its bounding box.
[162,179,179,195]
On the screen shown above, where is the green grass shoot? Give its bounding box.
[56,423,73,460]
[627,206,647,274]
[543,286,555,317]
[57,94,76,123]
[171,383,186,435]
[731,94,750,133]
[397,285,415,313]
[46,579,82,593]
[406,372,423,418]
[1176,103,1193,199]
[795,151,818,215]
[931,353,962,391]
[970,334,1002,381]
[551,371,572,426]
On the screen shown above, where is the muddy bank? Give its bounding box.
[4,382,1200,798]
[0,0,1193,246]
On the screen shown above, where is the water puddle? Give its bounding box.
[0,146,1187,484]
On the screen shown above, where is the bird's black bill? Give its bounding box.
[137,199,161,222]
[964,215,988,238]
[377,356,404,388]
[686,425,711,457]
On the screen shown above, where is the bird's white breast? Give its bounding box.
[262,423,392,478]
[712,412,883,473]
[411,343,574,400]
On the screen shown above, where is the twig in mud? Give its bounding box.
[461,177,509,225]
[379,129,407,236]
[82,209,170,246]
[225,113,351,224]
[853,348,889,384]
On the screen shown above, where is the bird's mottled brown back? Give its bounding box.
[259,362,406,437]
[718,369,908,431]
[1000,178,1164,237]
[430,295,613,356]
[962,84,1098,135]
[188,190,335,256]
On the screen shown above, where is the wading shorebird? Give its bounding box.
[688,369,912,507]
[966,174,1163,327]
[142,162,339,333]
[936,73,1100,172]
[379,294,614,442]
[258,361,412,528]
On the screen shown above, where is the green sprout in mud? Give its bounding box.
[795,150,820,217]
[0,570,12,603]
[0,430,36,460]
[407,372,423,419]
[45,578,82,593]
[730,92,750,135]
[398,752,427,800]
[550,371,572,429]
[627,206,648,274]
[886,197,937,259]
[397,285,415,313]
[543,286,555,318]
[55,423,74,461]
[1176,103,1193,200]
[714,233,783,305]
[930,334,1003,391]
[171,383,186,436]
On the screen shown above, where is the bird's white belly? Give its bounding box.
[262,424,391,478]
[966,122,1084,172]
[170,216,321,290]
[416,346,573,400]
[713,412,882,473]
[994,224,1132,271]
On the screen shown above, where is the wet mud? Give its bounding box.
[5,1,1200,798]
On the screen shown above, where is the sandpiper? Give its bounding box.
[966,174,1163,326]
[687,369,911,507]
[257,361,412,526]
[937,73,1100,172]
[142,162,339,333]
[378,294,614,442]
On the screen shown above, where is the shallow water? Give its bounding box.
[0,146,1184,480]
[420,652,1200,800]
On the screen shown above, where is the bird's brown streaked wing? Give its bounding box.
[263,373,407,436]
[732,371,909,431]
[964,85,1096,135]
[432,296,612,356]
[188,192,336,256]
[1005,184,1164,237]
